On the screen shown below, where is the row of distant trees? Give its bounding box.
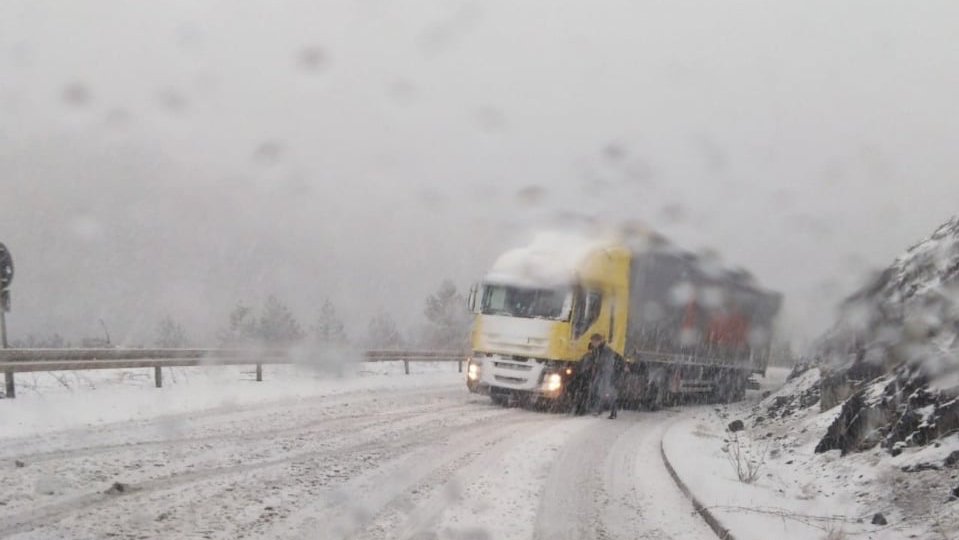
[14,280,472,351]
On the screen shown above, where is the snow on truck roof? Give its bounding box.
[485,232,612,287]
[484,229,781,304]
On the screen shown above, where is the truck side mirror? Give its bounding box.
[467,283,478,313]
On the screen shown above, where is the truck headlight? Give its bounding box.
[467,360,480,381]
[545,373,562,392]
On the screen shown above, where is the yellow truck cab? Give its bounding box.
[465,233,629,405]
[466,231,781,408]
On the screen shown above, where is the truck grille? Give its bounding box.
[493,362,533,371]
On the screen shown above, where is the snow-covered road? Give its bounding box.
[0,374,714,540]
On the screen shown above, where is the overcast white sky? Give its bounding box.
[1,0,958,348]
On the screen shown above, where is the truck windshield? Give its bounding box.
[480,284,573,321]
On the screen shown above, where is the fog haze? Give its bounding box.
[2,0,958,348]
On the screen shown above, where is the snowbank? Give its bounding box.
[0,362,463,439]
[702,215,959,539]
[662,369,959,540]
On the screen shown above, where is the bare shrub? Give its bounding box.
[723,431,769,483]
[823,526,846,540]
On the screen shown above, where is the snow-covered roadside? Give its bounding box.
[0,361,463,439]
[662,369,959,540]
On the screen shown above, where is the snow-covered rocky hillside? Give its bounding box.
[724,216,959,538]
[670,217,959,540]
[814,216,959,458]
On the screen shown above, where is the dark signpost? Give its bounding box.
[1,242,13,397]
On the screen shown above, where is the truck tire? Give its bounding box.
[711,371,746,403]
[732,375,747,402]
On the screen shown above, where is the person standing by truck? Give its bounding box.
[569,341,597,415]
[588,333,624,419]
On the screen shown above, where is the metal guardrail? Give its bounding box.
[0,348,466,399]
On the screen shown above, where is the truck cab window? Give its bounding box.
[480,284,573,320]
[573,290,603,338]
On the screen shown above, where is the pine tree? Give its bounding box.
[258,295,305,345]
[314,299,348,344]
[218,297,304,346]
[219,303,258,346]
[368,311,403,348]
[156,316,188,348]
[423,280,471,349]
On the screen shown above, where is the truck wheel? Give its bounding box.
[732,376,747,402]
[712,373,746,403]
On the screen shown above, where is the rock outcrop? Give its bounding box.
[814,217,959,456]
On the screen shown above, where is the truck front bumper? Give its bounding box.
[466,356,566,400]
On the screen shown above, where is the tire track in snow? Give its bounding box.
[386,413,591,540]
[0,386,468,461]
[0,395,499,537]
[533,416,624,540]
[4,383,722,540]
[272,411,555,540]
[0,398,483,527]
[1,395,474,466]
[532,410,716,540]
[0,386,472,516]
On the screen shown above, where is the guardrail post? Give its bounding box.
[4,370,13,399]
[256,363,262,382]
[403,359,410,375]
[458,359,463,373]
[154,366,162,388]
[1,309,10,398]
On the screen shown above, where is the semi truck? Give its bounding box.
[465,231,781,408]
